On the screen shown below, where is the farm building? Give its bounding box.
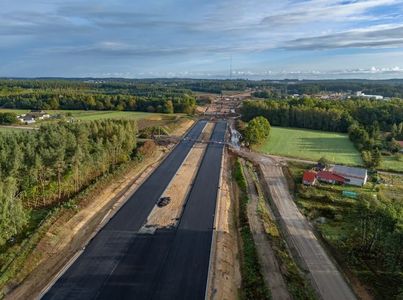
[330,165,368,186]
[302,171,317,185]
[317,171,346,185]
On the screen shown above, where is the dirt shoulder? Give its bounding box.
[208,151,241,300]
[242,161,291,300]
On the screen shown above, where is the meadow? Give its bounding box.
[257,127,363,166]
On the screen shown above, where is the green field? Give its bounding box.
[257,127,363,166]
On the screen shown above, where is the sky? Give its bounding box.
[2,0,403,79]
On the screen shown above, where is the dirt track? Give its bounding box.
[242,161,291,300]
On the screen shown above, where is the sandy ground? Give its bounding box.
[242,160,291,300]
[144,122,215,229]
[169,118,195,137]
[208,152,241,300]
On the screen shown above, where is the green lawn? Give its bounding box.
[257,127,363,166]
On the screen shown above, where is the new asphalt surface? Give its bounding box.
[42,120,207,300]
[43,120,227,300]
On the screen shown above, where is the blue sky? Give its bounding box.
[1,0,403,79]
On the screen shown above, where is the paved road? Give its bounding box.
[233,150,356,300]
[94,121,227,300]
[43,120,227,300]
[151,120,227,300]
[42,120,207,300]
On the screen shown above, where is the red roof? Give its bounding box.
[317,171,346,183]
[397,140,403,148]
[303,171,317,183]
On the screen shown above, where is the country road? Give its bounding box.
[233,150,356,300]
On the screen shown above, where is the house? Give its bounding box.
[302,171,317,185]
[330,165,368,186]
[20,116,36,124]
[27,111,50,120]
[316,171,346,185]
[17,110,50,124]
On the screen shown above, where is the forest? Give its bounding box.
[0,120,137,246]
[0,79,196,114]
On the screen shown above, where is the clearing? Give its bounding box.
[257,127,362,166]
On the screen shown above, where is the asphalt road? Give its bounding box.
[93,121,227,300]
[151,120,227,300]
[43,120,227,300]
[42,120,207,300]
[242,152,356,300]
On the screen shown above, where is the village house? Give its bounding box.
[316,171,346,185]
[302,171,317,186]
[17,110,50,124]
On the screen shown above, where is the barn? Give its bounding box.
[330,165,368,186]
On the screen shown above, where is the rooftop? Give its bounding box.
[331,165,367,179]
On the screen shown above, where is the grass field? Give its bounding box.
[380,155,403,172]
[257,127,363,166]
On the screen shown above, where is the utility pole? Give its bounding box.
[230,55,232,79]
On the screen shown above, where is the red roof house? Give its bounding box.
[302,171,317,185]
[317,171,346,185]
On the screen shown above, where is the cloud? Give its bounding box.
[262,0,401,26]
[285,24,403,50]
[1,0,403,77]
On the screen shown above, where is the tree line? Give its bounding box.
[0,120,137,246]
[0,80,196,114]
[241,98,403,168]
